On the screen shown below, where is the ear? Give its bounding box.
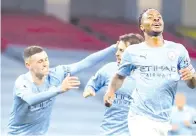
[125,41,130,47]
[25,61,31,69]
[140,24,144,32]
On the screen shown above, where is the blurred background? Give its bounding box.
[1,0,196,135]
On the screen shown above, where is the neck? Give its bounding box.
[177,106,184,111]
[30,71,45,85]
[145,34,164,47]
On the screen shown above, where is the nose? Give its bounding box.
[116,52,119,57]
[43,61,48,67]
[116,50,120,56]
[154,17,160,22]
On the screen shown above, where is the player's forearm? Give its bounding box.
[109,74,125,93]
[186,73,196,89]
[85,79,100,93]
[85,86,97,93]
[71,44,116,74]
[22,86,62,106]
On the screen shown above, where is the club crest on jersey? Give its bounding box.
[167,51,176,61]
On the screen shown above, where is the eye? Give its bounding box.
[38,60,43,63]
[119,49,124,52]
[147,16,153,19]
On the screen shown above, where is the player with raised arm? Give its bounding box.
[8,44,116,135]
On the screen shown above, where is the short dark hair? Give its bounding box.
[119,33,144,45]
[119,34,131,42]
[23,45,43,60]
[138,8,153,29]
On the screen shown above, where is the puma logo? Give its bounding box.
[140,54,147,59]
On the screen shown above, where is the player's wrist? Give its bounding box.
[47,86,63,95]
[87,86,96,93]
[57,86,66,94]
[106,89,115,94]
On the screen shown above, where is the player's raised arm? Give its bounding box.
[67,44,116,75]
[178,45,196,89]
[51,44,116,84]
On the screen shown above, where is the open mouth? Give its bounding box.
[152,23,162,27]
[117,58,121,63]
[42,67,48,71]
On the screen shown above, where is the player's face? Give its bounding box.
[175,93,186,108]
[25,51,50,77]
[140,9,164,36]
[115,41,128,64]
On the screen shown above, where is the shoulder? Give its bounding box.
[165,40,186,51]
[48,66,69,85]
[102,62,117,69]
[125,42,145,57]
[94,62,117,78]
[14,73,31,88]
[185,105,196,113]
[49,65,70,77]
[126,42,145,51]
[99,62,117,73]
[49,65,68,74]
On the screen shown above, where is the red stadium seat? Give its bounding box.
[1,38,8,52]
[1,15,108,50]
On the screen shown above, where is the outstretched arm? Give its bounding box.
[69,44,116,75]
[51,45,116,83]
